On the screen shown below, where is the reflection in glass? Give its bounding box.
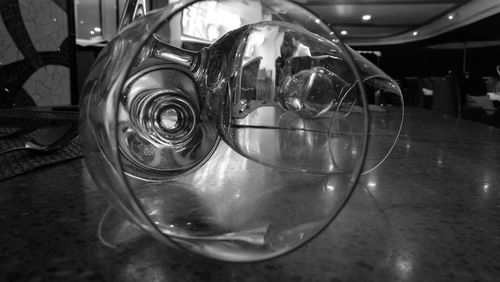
[81,0,402,262]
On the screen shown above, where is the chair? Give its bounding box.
[430,76,459,116]
[416,77,434,110]
[401,77,423,107]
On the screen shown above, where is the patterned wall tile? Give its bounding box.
[19,0,68,53]
[0,0,74,108]
[23,65,70,106]
[0,15,24,65]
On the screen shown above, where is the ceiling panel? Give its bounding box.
[332,26,410,38]
[299,0,500,45]
[309,4,455,25]
[297,0,469,5]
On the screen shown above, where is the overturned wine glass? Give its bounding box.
[81,0,403,262]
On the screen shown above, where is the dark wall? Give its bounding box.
[355,43,500,79]
[0,0,76,108]
[75,46,102,97]
[356,13,500,79]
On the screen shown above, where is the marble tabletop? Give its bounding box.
[1,108,499,281]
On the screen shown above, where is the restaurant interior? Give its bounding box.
[0,0,499,281]
[73,0,500,128]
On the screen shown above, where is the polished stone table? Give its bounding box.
[1,108,499,281]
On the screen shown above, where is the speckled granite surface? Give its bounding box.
[1,108,499,281]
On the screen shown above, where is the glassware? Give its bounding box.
[81,0,402,262]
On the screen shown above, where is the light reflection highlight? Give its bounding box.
[396,255,413,278]
[483,183,489,192]
[326,183,335,192]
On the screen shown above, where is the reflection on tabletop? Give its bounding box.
[1,109,499,281]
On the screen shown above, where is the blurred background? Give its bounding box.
[1,0,499,125]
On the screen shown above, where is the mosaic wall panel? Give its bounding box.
[0,0,74,108]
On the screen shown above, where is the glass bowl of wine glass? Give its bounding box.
[80,0,403,262]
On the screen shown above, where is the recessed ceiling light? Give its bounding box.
[448,14,455,20]
[340,30,348,35]
[314,18,321,24]
[412,31,419,36]
[362,14,371,21]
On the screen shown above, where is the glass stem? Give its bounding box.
[152,39,201,71]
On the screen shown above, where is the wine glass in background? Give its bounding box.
[80,0,402,262]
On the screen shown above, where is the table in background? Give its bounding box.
[1,108,499,281]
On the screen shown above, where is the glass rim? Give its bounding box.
[108,0,371,262]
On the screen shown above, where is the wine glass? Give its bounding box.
[80,0,401,262]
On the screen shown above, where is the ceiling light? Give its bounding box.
[448,14,454,20]
[412,31,418,36]
[340,30,348,35]
[362,14,371,21]
[314,18,321,24]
